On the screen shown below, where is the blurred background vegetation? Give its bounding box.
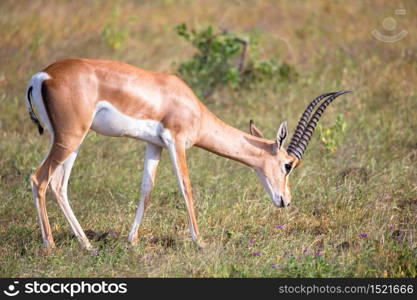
[0,0,416,277]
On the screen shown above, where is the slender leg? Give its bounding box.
[161,132,205,248]
[50,149,93,250]
[31,135,84,249]
[128,143,162,245]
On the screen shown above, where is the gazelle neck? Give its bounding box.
[195,109,273,168]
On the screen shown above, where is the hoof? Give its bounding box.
[83,242,95,251]
[128,235,139,246]
[194,239,208,249]
[39,247,55,256]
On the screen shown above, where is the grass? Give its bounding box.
[0,0,416,277]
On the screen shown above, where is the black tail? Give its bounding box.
[27,86,44,135]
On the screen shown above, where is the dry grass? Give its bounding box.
[0,0,416,277]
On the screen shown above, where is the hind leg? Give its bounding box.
[128,143,162,245]
[31,134,86,249]
[50,148,93,250]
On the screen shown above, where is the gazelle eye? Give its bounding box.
[284,163,292,173]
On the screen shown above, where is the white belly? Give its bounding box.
[91,101,165,147]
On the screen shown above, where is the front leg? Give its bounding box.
[128,143,162,245]
[161,131,205,248]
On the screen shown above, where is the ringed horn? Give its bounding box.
[286,90,351,160]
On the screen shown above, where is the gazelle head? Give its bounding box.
[250,91,351,208]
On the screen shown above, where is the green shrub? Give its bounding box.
[101,7,129,50]
[317,114,347,153]
[174,23,297,99]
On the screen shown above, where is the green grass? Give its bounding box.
[0,0,416,277]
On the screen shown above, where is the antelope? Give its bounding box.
[26,58,350,250]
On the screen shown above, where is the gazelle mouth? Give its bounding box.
[273,195,289,208]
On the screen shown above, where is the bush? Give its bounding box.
[101,7,129,50]
[174,23,297,99]
[317,114,347,153]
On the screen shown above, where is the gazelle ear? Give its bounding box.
[276,121,288,149]
[249,120,264,138]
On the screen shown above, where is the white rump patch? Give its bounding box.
[27,72,54,167]
[91,101,165,147]
[27,72,53,135]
